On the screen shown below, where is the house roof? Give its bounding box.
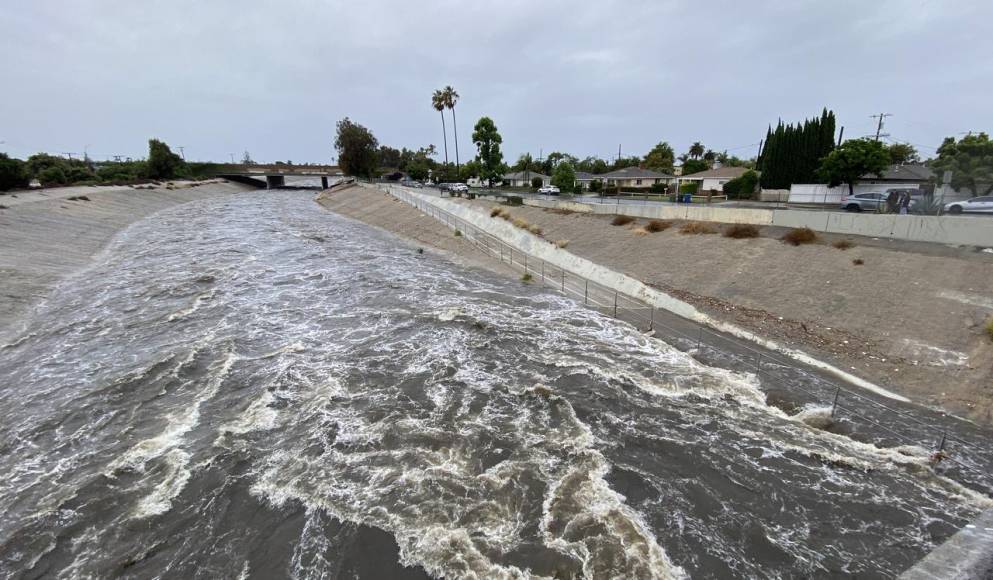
[679,166,752,180]
[598,166,673,179]
[574,171,597,180]
[864,164,933,181]
[503,170,549,180]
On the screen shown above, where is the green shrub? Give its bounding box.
[722,170,759,200]
[588,179,603,193]
[506,195,523,206]
[679,181,698,194]
[146,139,186,179]
[0,153,29,191]
[649,182,667,194]
[603,186,619,196]
[38,166,68,186]
[985,318,993,341]
[531,176,543,190]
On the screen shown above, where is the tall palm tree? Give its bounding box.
[432,90,449,168]
[689,142,705,159]
[443,86,460,174]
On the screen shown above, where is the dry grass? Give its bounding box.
[528,224,543,236]
[723,224,760,239]
[547,208,577,215]
[521,272,533,283]
[782,227,818,246]
[612,215,636,226]
[491,207,505,218]
[679,221,718,235]
[454,229,462,237]
[853,258,865,265]
[633,227,650,236]
[832,239,855,250]
[555,239,569,248]
[512,217,530,229]
[645,219,672,233]
[986,318,993,341]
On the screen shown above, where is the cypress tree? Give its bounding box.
[757,109,837,189]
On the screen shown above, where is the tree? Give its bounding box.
[688,142,705,159]
[757,108,837,189]
[147,139,186,179]
[885,142,920,165]
[377,145,402,169]
[0,153,29,190]
[241,151,254,165]
[406,158,430,181]
[334,117,379,178]
[681,158,709,175]
[471,116,504,187]
[432,90,449,166]
[643,142,675,173]
[38,166,68,186]
[817,138,890,196]
[531,176,543,190]
[929,133,993,196]
[443,86,460,173]
[551,162,577,193]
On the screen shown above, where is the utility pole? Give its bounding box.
[837,126,845,146]
[229,153,235,164]
[177,146,186,161]
[871,113,892,141]
[617,144,621,162]
[62,152,76,161]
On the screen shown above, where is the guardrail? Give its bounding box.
[379,183,993,493]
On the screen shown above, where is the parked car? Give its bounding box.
[450,183,469,193]
[537,185,560,195]
[841,191,921,212]
[944,196,993,215]
[840,192,886,212]
[400,180,423,188]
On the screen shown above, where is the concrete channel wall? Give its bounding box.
[523,198,993,246]
[373,184,910,402]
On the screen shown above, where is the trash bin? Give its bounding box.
[682,193,692,204]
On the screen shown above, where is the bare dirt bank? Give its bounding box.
[0,180,252,340]
[319,185,993,423]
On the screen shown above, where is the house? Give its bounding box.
[677,166,752,193]
[574,171,600,190]
[598,166,674,189]
[502,170,550,188]
[860,164,933,189]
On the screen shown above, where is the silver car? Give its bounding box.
[944,196,993,215]
[840,192,887,212]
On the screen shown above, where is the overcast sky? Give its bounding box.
[3,0,991,165]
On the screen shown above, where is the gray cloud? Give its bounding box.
[2,0,990,164]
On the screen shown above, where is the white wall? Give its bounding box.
[788,183,924,205]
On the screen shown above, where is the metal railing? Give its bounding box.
[379,184,993,491]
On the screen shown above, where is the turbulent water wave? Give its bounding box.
[0,192,988,579]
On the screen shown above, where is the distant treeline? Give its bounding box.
[0,140,222,191]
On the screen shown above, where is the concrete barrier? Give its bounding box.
[523,198,993,247]
[898,508,993,579]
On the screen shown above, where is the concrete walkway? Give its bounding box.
[899,508,993,579]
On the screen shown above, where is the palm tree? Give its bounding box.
[432,90,449,168]
[443,86,460,174]
[689,142,705,159]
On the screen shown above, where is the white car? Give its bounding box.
[945,196,993,215]
[537,185,560,194]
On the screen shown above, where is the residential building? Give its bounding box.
[678,166,752,192]
[598,166,674,189]
[574,171,600,190]
[502,171,550,187]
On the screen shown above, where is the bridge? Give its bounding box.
[216,164,343,189]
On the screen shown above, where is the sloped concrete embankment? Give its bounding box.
[0,181,253,339]
[368,184,908,402]
[523,197,993,247]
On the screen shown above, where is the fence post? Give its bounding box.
[524,254,528,274]
[830,387,841,417]
[541,261,545,282]
[613,291,618,318]
[649,307,654,331]
[561,270,565,292]
[696,327,703,350]
[584,280,588,305]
